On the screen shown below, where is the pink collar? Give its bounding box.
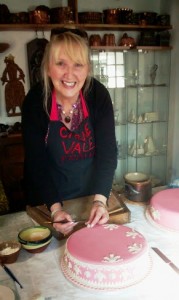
[50,90,89,121]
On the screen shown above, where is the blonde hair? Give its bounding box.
[41,31,92,115]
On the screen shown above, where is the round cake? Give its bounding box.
[146,188,179,232]
[61,224,152,291]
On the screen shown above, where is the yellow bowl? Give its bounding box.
[18,226,52,253]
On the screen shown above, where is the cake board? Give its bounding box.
[26,190,131,240]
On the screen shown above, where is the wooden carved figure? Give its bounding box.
[1,54,25,116]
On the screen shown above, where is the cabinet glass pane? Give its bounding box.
[90,48,171,190]
[125,51,138,86]
[126,49,171,187]
[91,49,127,190]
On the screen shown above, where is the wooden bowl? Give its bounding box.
[0,241,21,264]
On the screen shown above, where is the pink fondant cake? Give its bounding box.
[146,188,179,232]
[61,224,151,291]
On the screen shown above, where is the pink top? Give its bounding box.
[66,224,147,265]
[50,90,89,121]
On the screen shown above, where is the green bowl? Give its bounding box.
[18,226,52,248]
[20,238,52,253]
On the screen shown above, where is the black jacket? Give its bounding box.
[21,78,117,208]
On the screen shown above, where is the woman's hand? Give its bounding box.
[86,201,109,228]
[51,209,76,236]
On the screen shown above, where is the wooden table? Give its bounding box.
[0,200,179,300]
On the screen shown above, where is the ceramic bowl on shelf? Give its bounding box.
[18,226,52,253]
[0,241,21,264]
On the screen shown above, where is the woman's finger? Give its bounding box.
[87,206,109,227]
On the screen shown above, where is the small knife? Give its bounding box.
[152,247,179,275]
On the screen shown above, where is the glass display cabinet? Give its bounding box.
[90,48,171,189]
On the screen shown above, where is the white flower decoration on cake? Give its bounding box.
[103,224,119,231]
[102,253,123,263]
[119,269,132,281]
[68,261,72,269]
[126,229,142,239]
[94,271,106,282]
[128,243,142,254]
[64,254,68,263]
[150,206,160,220]
[74,264,81,275]
[84,270,91,278]
[109,273,117,280]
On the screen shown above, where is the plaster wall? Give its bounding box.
[0,0,163,125]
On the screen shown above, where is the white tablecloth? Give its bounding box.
[0,199,179,300]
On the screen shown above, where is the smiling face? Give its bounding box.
[48,47,89,103]
[47,34,90,104]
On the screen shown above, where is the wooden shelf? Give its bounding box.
[136,46,172,50]
[91,46,131,51]
[0,23,172,32]
[91,46,172,51]
[79,24,172,32]
[127,83,167,88]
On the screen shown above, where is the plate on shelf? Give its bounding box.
[0,285,15,300]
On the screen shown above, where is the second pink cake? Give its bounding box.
[146,188,179,232]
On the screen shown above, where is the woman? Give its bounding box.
[22,29,117,236]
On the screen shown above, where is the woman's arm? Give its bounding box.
[21,83,62,208]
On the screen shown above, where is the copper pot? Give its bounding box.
[103,34,115,46]
[89,34,102,46]
[119,33,135,48]
[118,8,133,24]
[103,9,119,24]
[124,172,152,202]
[29,6,50,24]
[78,12,103,24]
[50,7,74,24]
